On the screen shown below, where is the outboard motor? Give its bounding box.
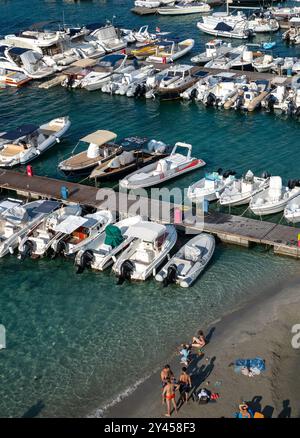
[190,88,198,100]
[117,260,135,285]
[287,100,295,116]
[134,83,142,97]
[18,240,34,260]
[216,168,223,175]
[261,171,271,179]
[76,250,95,274]
[235,95,244,110]
[267,95,276,112]
[205,92,216,107]
[52,239,67,259]
[288,179,296,190]
[163,264,178,287]
[223,170,231,178]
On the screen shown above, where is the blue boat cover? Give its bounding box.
[86,23,105,31]
[8,47,29,56]
[1,124,38,141]
[234,357,266,372]
[214,22,233,32]
[100,54,125,66]
[34,200,60,214]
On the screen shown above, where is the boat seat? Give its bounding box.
[1,144,26,156]
[173,257,193,276]
[184,245,202,262]
[134,248,155,264]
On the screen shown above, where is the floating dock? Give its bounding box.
[0,170,299,259]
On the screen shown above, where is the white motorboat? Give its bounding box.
[134,0,161,8]
[187,169,236,202]
[201,77,246,107]
[191,39,232,65]
[247,16,279,33]
[112,221,177,282]
[283,23,300,45]
[0,117,71,168]
[50,210,114,257]
[157,2,211,15]
[232,80,270,112]
[268,7,300,19]
[0,45,55,79]
[281,86,300,116]
[74,215,142,272]
[0,200,59,258]
[204,45,253,71]
[114,65,155,96]
[58,130,120,177]
[120,142,206,189]
[80,54,129,91]
[197,12,253,40]
[18,203,82,259]
[261,85,290,111]
[219,170,270,207]
[250,176,300,216]
[146,39,195,64]
[86,24,127,52]
[155,233,215,288]
[180,72,220,100]
[3,29,66,52]
[284,193,300,223]
[252,54,282,73]
[0,69,31,87]
[70,41,106,59]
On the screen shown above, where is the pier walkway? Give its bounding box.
[0,170,299,258]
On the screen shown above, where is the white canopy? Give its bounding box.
[81,130,117,146]
[126,221,166,242]
[54,215,88,234]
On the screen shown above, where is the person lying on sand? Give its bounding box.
[160,364,175,387]
[162,378,180,417]
[178,367,192,404]
[191,330,206,354]
[236,403,254,418]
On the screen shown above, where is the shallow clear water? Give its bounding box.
[0,0,299,418]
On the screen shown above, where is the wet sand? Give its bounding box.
[106,275,300,418]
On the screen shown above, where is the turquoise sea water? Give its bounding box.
[0,0,299,418]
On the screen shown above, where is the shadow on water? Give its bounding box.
[22,400,45,418]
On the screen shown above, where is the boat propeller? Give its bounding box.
[117,260,134,285]
[163,264,178,288]
[76,250,95,274]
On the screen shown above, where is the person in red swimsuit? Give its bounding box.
[162,378,180,417]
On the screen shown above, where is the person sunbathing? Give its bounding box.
[191,330,206,354]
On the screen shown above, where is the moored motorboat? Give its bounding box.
[0,200,60,258]
[0,117,71,168]
[154,64,200,100]
[187,169,236,202]
[58,130,120,177]
[112,221,177,282]
[191,39,232,65]
[146,39,195,63]
[50,210,114,257]
[157,2,211,15]
[284,193,300,223]
[89,137,171,182]
[18,203,82,259]
[74,215,143,272]
[155,233,215,288]
[120,142,206,190]
[219,170,270,206]
[250,176,300,216]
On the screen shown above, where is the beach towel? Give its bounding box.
[234,357,265,375]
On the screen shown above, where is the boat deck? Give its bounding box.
[0,169,299,258]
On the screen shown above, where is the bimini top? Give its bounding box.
[126,221,166,242]
[1,124,38,141]
[81,130,117,146]
[54,215,89,234]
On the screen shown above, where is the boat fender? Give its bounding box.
[18,240,34,260]
[117,259,134,285]
[76,250,95,274]
[163,264,178,287]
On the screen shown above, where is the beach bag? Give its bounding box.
[194,388,210,404]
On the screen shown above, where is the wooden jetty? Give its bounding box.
[0,169,300,259]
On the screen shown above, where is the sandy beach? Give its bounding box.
[106,275,300,418]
